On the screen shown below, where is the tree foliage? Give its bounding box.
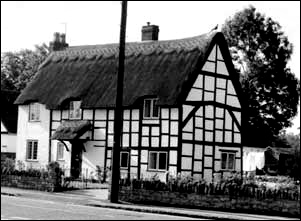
[221,5,300,146]
[1,43,49,92]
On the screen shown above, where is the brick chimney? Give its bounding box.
[141,22,159,41]
[49,32,68,51]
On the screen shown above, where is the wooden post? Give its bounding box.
[110,0,127,203]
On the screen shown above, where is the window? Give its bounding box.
[221,152,235,170]
[120,152,129,168]
[148,152,167,171]
[143,99,159,119]
[29,103,40,121]
[69,101,82,119]
[27,140,38,160]
[57,142,64,160]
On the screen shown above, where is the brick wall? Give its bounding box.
[119,187,300,217]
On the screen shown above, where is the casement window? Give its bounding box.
[29,103,40,121]
[69,101,82,119]
[57,142,64,161]
[148,151,167,171]
[27,140,38,160]
[143,98,159,119]
[120,152,129,168]
[221,152,235,170]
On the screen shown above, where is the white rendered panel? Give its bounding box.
[95,109,107,120]
[122,134,129,147]
[217,45,223,60]
[205,106,214,118]
[183,132,193,140]
[183,105,194,121]
[234,133,241,143]
[123,110,130,120]
[216,119,223,129]
[196,106,203,117]
[225,111,232,130]
[169,151,177,165]
[202,61,215,73]
[205,120,214,130]
[215,161,221,171]
[194,161,202,172]
[152,127,160,136]
[108,110,114,120]
[107,150,111,158]
[187,88,203,101]
[94,128,106,140]
[183,118,193,132]
[131,121,139,132]
[182,143,193,156]
[216,107,224,118]
[205,145,213,155]
[217,78,227,89]
[204,156,213,167]
[227,81,236,95]
[216,61,229,76]
[123,121,130,132]
[181,157,192,170]
[142,137,149,147]
[170,122,178,135]
[131,155,138,166]
[131,134,138,146]
[142,126,149,136]
[108,121,114,133]
[52,121,60,130]
[225,131,232,143]
[204,76,215,91]
[83,109,93,120]
[194,145,203,159]
[205,131,213,142]
[151,137,159,147]
[227,95,241,108]
[62,110,68,119]
[52,111,61,121]
[161,135,169,147]
[216,89,226,104]
[208,45,216,61]
[236,159,241,171]
[170,137,178,147]
[141,150,148,163]
[203,169,213,182]
[193,75,203,88]
[94,121,106,127]
[162,120,169,133]
[170,108,179,120]
[161,108,169,119]
[204,91,214,101]
[233,111,241,125]
[131,109,139,120]
[195,129,203,141]
[195,117,203,128]
[108,135,114,147]
[169,166,177,177]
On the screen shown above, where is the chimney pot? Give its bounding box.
[53,32,60,42]
[141,23,159,41]
[60,33,66,44]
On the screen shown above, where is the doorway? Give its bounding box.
[70,141,83,179]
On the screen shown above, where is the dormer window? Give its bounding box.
[69,101,81,119]
[143,98,159,119]
[29,102,40,121]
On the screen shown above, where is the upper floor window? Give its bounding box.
[29,103,40,121]
[120,152,129,169]
[221,152,235,170]
[69,101,82,119]
[143,98,159,119]
[27,140,38,160]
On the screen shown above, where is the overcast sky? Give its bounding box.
[1,1,300,134]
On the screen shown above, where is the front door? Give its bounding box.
[70,141,83,179]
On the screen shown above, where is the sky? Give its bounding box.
[1,1,300,134]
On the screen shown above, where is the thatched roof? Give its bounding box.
[51,120,92,140]
[15,31,230,109]
[1,90,19,133]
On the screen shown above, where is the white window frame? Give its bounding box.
[26,140,38,161]
[29,103,40,121]
[69,101,82,119]
[143,98,159,119]
[148,151,167,171]
[57,142,65,161]
[120,152,129,169]
[221,152,235,171]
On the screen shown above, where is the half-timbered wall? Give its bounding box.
[182,43,242,182]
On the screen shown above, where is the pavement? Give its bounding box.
[1,186,298,220]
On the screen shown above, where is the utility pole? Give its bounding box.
[110,0,127,203]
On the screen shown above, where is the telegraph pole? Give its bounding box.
[110,0,127,203]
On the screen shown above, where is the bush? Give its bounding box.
[1,158,15,174]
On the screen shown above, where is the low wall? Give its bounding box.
[119,187,300,217]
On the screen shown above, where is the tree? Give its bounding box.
[221,5,300,146]
[1,43,49,92]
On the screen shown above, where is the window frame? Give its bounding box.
[221,152,235,171]
[69,101,82,120]
[29,102,40,122]
[143,98,159,119]
[148,151,167,171]
[120,151,129,169]
[57,142,65,161]
[26,140,38,161]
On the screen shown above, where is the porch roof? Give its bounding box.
[51,120,92,140]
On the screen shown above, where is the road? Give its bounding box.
[1,195,203,220]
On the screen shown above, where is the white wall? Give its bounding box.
[16,104,50,169]
[1,133,17,153]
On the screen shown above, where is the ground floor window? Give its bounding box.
[27,140,38,160]
[120,152,129,168]
[57,142,65,160]
[148,151,167,171]
[221,152,235,170]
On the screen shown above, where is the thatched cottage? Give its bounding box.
[14,24,243,182]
